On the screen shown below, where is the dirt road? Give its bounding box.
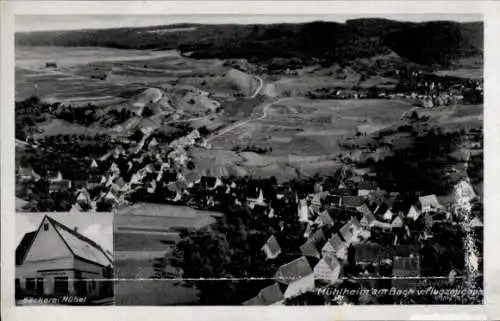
[206,96,291,142]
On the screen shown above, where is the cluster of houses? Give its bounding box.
[16,123,213,212]
[307,70,482,108]
[17,167,73,194]
[243,175,482,305]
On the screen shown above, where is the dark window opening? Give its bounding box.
[43,223,49,231]
[54,277,69,295]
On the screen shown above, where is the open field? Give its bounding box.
[16,46,256,106]
[434,68,483,79]
[114,203,222,250]
[190,97,414,180]
[115,280,199,305]
[113,203,219,305]
[15,46,181,69]
[210,97,413,154]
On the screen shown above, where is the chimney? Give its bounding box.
[73,227,78,233]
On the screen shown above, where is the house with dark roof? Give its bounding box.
[274,256,313,285]
[418,194,443,212]
[313,255,341,284]
[360,211,376,228]
[76,189,91,205]
[274,256,315,299]
[331,188,354,197]
[300,229,327,258]
[243,283,284,305]
[262,235,282,260]
[47,170,63,182]
[351,243,393,266]
[49,180,72,193]
[86,174,103,190]
[358,181,379,196]
[323,195,341,207]
[406,205,421,221]
[315,211,334,228]
[16,215,113,300]
[340,196,365,208]
[321,234,348,261]
[339,217,362,245]
[17,167,40,182]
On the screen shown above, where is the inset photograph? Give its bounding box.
[15,212,114,305]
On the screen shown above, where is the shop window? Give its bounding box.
[54,276,69,295]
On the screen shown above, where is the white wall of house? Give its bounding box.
[24,219,73,263]
[16,217,109,298]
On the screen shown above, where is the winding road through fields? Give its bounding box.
[206,74,291,143]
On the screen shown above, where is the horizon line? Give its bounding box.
[15,14,483,33]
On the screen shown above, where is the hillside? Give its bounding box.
[15,19,483,67]
[384,21,483,66]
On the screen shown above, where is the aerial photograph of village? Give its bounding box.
[14,14,483,305]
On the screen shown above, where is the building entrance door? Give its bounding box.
[36,278,44,296]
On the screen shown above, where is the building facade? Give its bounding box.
[16,215,113,300]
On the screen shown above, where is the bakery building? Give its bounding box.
[16,215,113,300]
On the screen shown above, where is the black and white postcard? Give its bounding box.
[2,1,500,321]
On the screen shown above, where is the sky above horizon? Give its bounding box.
[16,213,113,253]
[15,14,482,32]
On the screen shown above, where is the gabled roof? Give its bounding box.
[17,167,33,176]
[313,255,341,280]
[391,215,404,228]
[406,205,421,221]
[90,159,99,168]
[322,234,346,254]
[16,231,36,265]
[300,229,327,257]
[316,211,334,227]
[418,194,442,208]
[243,296,263,305]
[323,195,341,206]
[259,283,284,305]
[341,196,365,208]
[87,174,102,184]
[367,190,386,204]
[356,203,372,216]
[47,170,62,179]
[374,203,390,217]
[331,188,354,197]
[469,217,483,228]
[185,171,201,183]
[339,217,361,243]
[19,216,112,268]
[283,273,315,299]
[275,256,313,285]
[47,216,113,267]
[76,189,90,201]
[49,180,71,190]
[353,243,392,263]
[358,181,378,190]
[360,211,376,227]
[262,235,281,258]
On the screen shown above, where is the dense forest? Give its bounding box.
[16,19,483,66]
